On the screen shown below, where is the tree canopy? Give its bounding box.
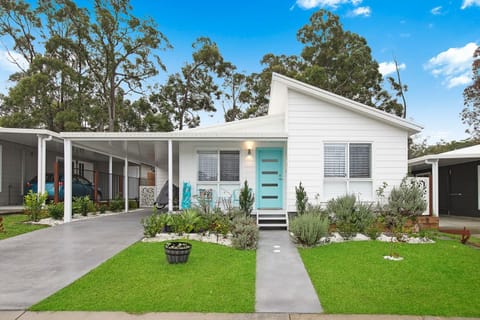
[231,9,406,119]
[461,45,480,138]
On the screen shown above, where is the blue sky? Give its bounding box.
[0,0,479,143]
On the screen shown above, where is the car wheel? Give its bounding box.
[96,192,102,202]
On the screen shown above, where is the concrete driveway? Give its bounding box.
[0,209,151,310]
[439,215,480,236]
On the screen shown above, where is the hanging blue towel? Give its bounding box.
[181,182,191,209]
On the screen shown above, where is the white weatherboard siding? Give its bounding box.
[178,141,286,208]
[286,89,408,211]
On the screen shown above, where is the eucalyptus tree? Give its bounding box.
[461,46,480,138]
[151,37,227,130]
[242,9,405,118]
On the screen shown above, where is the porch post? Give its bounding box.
[41,137,47,195]
[426,159,439,217]
[124,157,129,213]
[168,139,173,212]
[108,156,113,201]
[64,139,72,222]
[37,136,44,196]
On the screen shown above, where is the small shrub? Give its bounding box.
[88,200,97,214]
[365,219,383,240]
[128,200,138,210]
[176,209,201,234]
[231,216,259,250]
[24,191,48,222]
[73,196,91,216]
[290,212,329,246]
[326,195,375,239]
[388,177,427,217]
[98,204,107,214]
[47,202,64,220]
[141,213,166,237]
[239,180,254,216]
[109,197,123,212]
[209,213,232,238]
[295,182,308,215]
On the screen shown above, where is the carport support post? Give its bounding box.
[426,159,439,217]
[124,157,129,213]
[108,156,113,201]
[64,139,72,223]
[37,136,44,196]
[168,139,173,212]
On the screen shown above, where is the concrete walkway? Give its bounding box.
[1,311,478,320]
[255,231,322,313]
[0,209,151,310]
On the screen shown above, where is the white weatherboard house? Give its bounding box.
[0,73,422,227]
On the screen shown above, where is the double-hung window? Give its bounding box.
[324,143,372,200]
[197,150,240,204]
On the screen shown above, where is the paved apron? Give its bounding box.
[256,231,323,313]
[0,209,151,310]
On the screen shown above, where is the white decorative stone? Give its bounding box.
[142,232,233,247]
[384,255,404,261]
[352,233,371,241]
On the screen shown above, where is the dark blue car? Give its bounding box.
[25,174,102,201]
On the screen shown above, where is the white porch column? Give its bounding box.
[108,156,113,201]
[168,139,173,212]
[64,139,72,222]
[426,159,439,217]
[37,136,44,195]
[124,157,129,213]
[41,137,47,195]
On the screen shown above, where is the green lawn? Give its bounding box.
[0,214,48,240]
[300,240,480,317]
[31,241,256,313]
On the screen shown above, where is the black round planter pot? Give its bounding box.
[164,241,192,264]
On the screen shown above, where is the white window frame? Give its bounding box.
[323,142,373,195]
[197,149,241,183]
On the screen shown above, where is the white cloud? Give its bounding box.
[424,42,477,88]
[378,61,406,76]
[351,6,371,17]
[430,6,442,15]
[461,0,480,9]
[295,0,361,9]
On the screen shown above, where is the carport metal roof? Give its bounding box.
[409,144,480,171]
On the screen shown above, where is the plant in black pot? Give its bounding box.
[164,241,192,264]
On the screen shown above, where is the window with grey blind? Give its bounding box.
[349,144,371,178]
[198,150,240,182]
[324,144,346,177]
[220,151,240,181]
[324,143,371,178]
[198,151,218,181]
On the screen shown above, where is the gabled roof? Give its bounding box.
[269,73,423,135]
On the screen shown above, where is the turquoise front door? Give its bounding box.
[256,148,283,209]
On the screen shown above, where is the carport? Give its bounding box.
[409,144,480,217]
[0,128,174,221]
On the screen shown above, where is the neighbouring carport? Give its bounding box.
[409,144,480,217]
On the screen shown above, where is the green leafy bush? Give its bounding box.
[141,213,166,237]
[326,195,374,239]
[176,209,201,234]
[47,202,64,220]
[231,216,259,250]
[295,182,308,215]
[290,212,329,246]
[98,204,107,214]
[24,191,48,222]
[388,177,427,217]
[239,180,254,216]
[128,200,138,209]
[109,197,123,212]
[73,196,91,216]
